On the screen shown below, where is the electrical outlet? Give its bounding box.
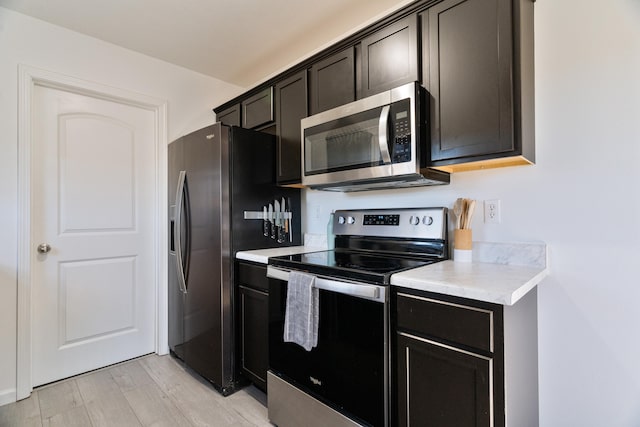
[484,199,501,224]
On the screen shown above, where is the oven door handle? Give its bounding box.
[267,266,385,302]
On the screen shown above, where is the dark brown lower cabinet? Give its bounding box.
[237,262,269,391]
[394,287,539,427]
[396,333,491,427]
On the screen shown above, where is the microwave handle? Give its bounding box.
[378,105,392,164]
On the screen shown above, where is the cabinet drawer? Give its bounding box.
[238,262,268,292]
[396,292,493,353]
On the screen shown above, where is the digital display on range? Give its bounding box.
[363,214,400,226]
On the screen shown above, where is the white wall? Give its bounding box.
[304,0,640,425]
[0,7,242,404]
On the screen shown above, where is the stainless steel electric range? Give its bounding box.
[266,207,449,427]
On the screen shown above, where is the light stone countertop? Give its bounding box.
[392,241,549,305]
[236,239,548,306]
[236,245,323,264]
[390,260,548,306]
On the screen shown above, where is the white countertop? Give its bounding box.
[236,246,322,264]
[236,240,549,306]
[391,260,548,306]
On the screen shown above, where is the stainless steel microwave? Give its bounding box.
[301,82,449,191]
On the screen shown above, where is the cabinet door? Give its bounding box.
[360,14,419,98]
[309,47,355,114]
[275,70,307,184]
[426,0,514,164]
[397,333,492,427]
[239,285,269,390]
[216,103,241,127]
[242,86,274,129]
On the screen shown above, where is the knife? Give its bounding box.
[281,197,288,243]
[278,197,287,243]
[263,205,268,237]
[287,197,293,243]
[274,200,282,242]
[268,203,274,239]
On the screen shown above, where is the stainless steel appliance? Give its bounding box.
[301,82,450,191]
[267,208,448,426]
[168,123,300,395]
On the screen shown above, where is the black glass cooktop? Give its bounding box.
[269,249,439,285]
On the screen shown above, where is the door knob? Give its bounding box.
[37,243,51,254]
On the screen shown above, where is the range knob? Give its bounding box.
[409,215,420,225]
[422,216,434,226]
[347,216,356,225]
[338,216,346,225]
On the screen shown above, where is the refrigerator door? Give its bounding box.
[182,124,226,388]
[168,124,233,393]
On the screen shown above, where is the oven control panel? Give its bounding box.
[333,208,447,239]
[363,214,400,226]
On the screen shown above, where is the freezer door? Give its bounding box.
[168,138,185,358]
[182,124,226,388]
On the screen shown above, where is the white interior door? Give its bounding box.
[31,84,157,386]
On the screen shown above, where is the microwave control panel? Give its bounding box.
[390,99,412,163]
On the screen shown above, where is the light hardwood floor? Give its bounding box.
[0,354,272,427]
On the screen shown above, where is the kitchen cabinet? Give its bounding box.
[242,86,274,129]
[216,103,241,127]
[309,47,355,114]
[236,261,269,391]
[275,70,307,185]
[395,290,498,426]
[214,0,535,175]
[360,14,419,98]
[396,333,492,426]
[423,0,535,171]
[394,286,538,427]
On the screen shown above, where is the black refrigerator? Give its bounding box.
[168,123,300,395]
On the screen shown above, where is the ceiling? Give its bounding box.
[0,0,413,87]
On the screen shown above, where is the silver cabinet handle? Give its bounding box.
[37,243,51,254]
[174,170,188,294]
[267,266,385,303]
[378,105,392,164]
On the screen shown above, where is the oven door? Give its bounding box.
[267,266,388,427]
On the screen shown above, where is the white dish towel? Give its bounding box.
[283,271,319,351]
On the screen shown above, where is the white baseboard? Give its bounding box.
[0,388,17,406]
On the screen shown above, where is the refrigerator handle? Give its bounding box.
[174,170,188,294]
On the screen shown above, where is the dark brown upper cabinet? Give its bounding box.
[275,70,308,185]
[360,14,420,98]
[242,86,274,129]
[213,0,535,175]
[309,47,356,115]
[216,103,241,127]
[424,0,535,171]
